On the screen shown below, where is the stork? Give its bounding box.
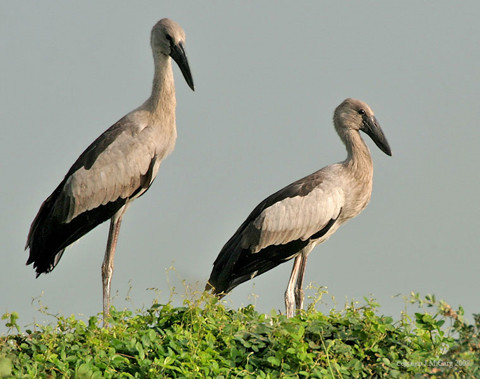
[206,98,391,317]
[25,18,194,324]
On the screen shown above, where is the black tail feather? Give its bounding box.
[207,235,310,296]
[26,182,126,276]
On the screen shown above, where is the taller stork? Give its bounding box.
[25,18,194,324]
[206,98,391,317]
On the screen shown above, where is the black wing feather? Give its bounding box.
[25,117,157,276]
[207,171,337,295]
[207,215,338,296]
[26,176,127,276]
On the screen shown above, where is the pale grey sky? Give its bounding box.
[1,2,479,333]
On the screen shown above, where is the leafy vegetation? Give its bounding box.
[1,289,478,378]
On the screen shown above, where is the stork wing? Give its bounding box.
[55,115,173,223]
[207,167,345,294]
[241,168,344,253]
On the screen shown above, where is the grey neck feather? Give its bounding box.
[341,129,374,181]
[147,54,176,116]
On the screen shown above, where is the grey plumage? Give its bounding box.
[206,98,391,317]
[25,18,194,325]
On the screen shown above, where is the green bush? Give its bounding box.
[1,291,478,378]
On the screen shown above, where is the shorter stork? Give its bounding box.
[206,98,392,317]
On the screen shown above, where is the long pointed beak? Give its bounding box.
[170,42,195,91]
[362,116,392,156]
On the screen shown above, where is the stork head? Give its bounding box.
[151,18,195,91]
[334,98,392,156]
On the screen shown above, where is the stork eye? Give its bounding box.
[358,109,366,115]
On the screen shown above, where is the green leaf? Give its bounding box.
[0,357,12,378]
[267,356,280,366]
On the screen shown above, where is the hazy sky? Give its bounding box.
[1,2,479,333]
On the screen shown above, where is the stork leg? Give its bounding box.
[285,254,303,318]
[101,206,127,326]
[285,253,309,318]
[294,254,308,311]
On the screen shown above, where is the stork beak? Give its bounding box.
[362,116,392,156]
[170,42,195,91]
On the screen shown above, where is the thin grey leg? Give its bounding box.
[101,206,126,327]
[285,255,303,318]
[294,254,308,312]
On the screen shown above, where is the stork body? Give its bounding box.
[206,98,391,317]
[25,18,194,324]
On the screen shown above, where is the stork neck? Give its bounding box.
[343,130,373,175]
[147,54,176,117]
